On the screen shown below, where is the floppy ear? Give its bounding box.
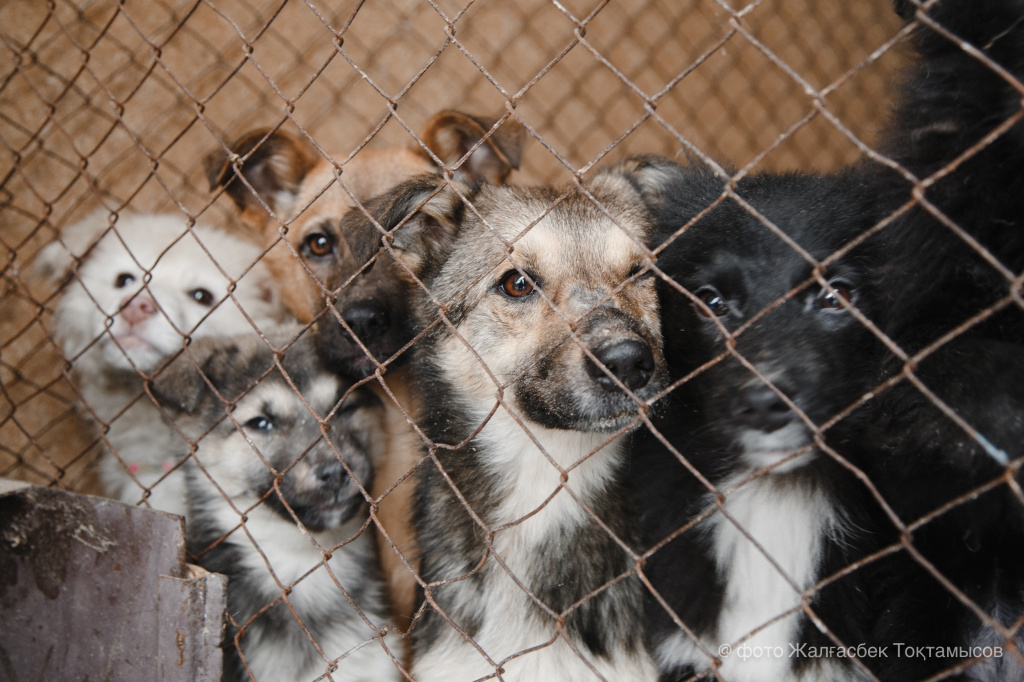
[204,128,320,231]
[32,210,115,284]
[34,239,77,288]
[339,174,464,279]
[420,111,526,186]
[147,337,248,415]
[148,350,213,416]
[151,335,282,417]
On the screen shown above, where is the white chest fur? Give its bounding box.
[658,473,848,682]
[227,505,400,682]
[413,408,658,682]
[79,374,190,516]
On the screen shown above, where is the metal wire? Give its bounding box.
[2,1,1019,681]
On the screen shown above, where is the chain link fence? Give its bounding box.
[2,0,1020,680]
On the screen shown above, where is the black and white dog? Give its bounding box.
[340,170,668,680]
[628,0,1024,680]
[624,161,891,682]
[150,334,405,682]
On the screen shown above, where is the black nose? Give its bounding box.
[341,300,390,343]
[732,383,794,432]
[314,459,347,489]
[587,339,655,391]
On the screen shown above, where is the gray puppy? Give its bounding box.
[150,334,405,682]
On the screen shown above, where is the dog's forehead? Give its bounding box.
[344,147,435,200]
[477,186,648,274]
[515,212,643,278]
[233,372,343,420]
[673,204,803,274]
[94,221,182,271]
[232,378,297,421]
[291,148,436,233]
[288,163,350,233]
[276,356,348,414]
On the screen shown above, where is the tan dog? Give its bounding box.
[204,112,526,626]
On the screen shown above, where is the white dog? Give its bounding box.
[35,211,290,516]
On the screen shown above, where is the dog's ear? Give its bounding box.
[148,337,264,415]
[148,350,214,416]
[32,210,116,284]
[420,111,526,187]
[340,174,464,278]
[893,0,914,20]
[205,128,320,232]
[611,155,697,208]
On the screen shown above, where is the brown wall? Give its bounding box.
[0,0,907,488]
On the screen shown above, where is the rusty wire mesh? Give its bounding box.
[2,0,1021,681]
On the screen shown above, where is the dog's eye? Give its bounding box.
[244,416,274,432]
[694,286,730,317]
[304,232,335,259]
[499,270,536,299]
[114,273,135,289]
[189,288,214,306]
[819,281,854,310]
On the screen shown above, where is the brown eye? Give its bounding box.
[695,286,729,317]
[189,288,214,306]
[304,232,334,258]
[499,270,535,299]
[115,273,135,288]
[820,281,854,310]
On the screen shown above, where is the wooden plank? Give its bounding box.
[0,480,224,681]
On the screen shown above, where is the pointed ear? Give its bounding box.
[204,128,320,230]
[339,174,464,278]
[611,155,696,208]
[893,0,914,21]
[420,111,526,186]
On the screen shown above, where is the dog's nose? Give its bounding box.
[588,339,655,391]
[732,383,794,432]
[341,300,390,343]
[120,294,156,325]
[314,459,347,489]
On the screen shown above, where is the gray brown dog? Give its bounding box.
[150,333,405,682]
[340,168,668,680]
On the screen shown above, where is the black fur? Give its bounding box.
[625,159,894,680]
[877,0,1024,350]
[629,1,1024,680]
[864,2,1024,679]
